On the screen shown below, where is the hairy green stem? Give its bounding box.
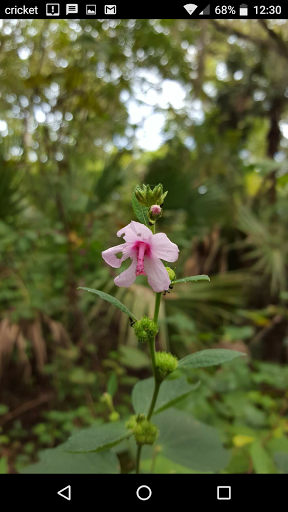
[147,380,161,420]
[153,292,162,322]
[136,291,162,474]
[148,337,157,379]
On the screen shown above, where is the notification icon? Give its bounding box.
[86,4,96,14]
[46,3,60,15]
[66,4,78,14]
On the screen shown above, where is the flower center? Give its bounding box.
[135,242,147,276]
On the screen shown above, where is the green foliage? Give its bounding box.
[61,422,129,453]
[21,448,119,474]
[250,440,277,474]
[172,275,210,284]
[132,376,200,416]
[131,192,150,226]
[178,349,246,369]
[107,373,118,397]
[118,346,151,369]
[0,458,8,474]
[142,409,230,472]
[78,287,137,322]
[273,453,288,474]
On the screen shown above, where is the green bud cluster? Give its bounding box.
[156,351,178,381]
[133,316,159,343]
[126,414,158,445]
[165,267,176,282]
[126,414,138,430]
[126,413,146,429]
[134,183,168,207]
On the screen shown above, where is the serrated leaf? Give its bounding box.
[142,408,230,472]
[62,422,130,453]
[78,287,137,322]
[172,275,210,284]
[132,192,149,226]
[21,448,119,474]
[132,376,200,416]
[178,349,246,369]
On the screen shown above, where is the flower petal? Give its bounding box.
[117,221,152,243]
[144,257,171,292]
[114,258,137,288]
[150,233,179,262]
[102,243,130,268]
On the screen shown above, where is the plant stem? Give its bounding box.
[148,338,157,379]
[147,380,161,420]
[153,292,162,322]
[137,290,162,474]
[136,445,142,474]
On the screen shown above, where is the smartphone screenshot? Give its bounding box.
[0,2,287,504]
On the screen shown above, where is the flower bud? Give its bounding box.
[134,186,147,206]
[134,184,168,207]
[148,204,162,222]
[152,183,167,205]
[109,411,120,422]
[100,392,113,409]
[126,414,158,445]
[126,415,138,430]
[165,267,176,282]
[133,316,159,343]
[134,419,159,445]
[156,351,178,381]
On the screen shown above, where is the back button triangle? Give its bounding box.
[57,485,71,501]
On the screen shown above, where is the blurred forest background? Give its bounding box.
[0,18,288,474]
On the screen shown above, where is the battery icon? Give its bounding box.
[239,4,248,16]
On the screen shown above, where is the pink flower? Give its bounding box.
[102,221,179,292]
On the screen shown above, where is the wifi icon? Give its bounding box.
[183,3,198,15]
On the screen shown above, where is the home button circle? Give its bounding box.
[136,485,152,501]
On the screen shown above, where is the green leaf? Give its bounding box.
[62,422,129,453]
[0,458,8,474]
[141,455,212,474]
[273,452,288,474]
[132,192,149,226]
[250,441,277,474]
[178,349,246,369]
[21,448,119,474]
[78,288,137,322]
[267,437,288,454]
[172,275,210,284]
[142,409,230,472]
[119,346,150,369]
[132,376,200,416]
[107,372,118,397]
